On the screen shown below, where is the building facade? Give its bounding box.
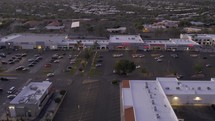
[8,81,53,120]
[121,78,215,121]
[180,34,215,46]
[0,33,200,51]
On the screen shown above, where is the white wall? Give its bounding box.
[167,94,215,105]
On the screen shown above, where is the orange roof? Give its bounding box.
[122,80,130,88]
[48,20,61,26]
[125,107,135,121]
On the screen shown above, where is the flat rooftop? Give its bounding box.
[121,77,215,121]
[10,81,52,105]
[122,80,178,121]
[144,39,199,45]
[158,78,215,95]
[0,33,66,43]
[109,35,144,43]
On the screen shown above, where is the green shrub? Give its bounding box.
[55,97,61,103]
[112,80,119,85]
[60,90,66,95]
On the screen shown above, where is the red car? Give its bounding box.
[44,63,52,68]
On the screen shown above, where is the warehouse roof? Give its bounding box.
[0,33,66,44]
[10,81,52,104]
[158,77,215,95]
[122,77,215,121]
[109,35,144,43]
[122,80,178,121]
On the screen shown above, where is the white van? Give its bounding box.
[7,86,16,94]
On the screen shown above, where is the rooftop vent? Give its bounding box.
[198,87,201,90]
[165,87,170,90]
[30,85,38,90]
[152,100,155,105]
[156,114,160,118]
[207,87,211,90]
[176,87,180,90]
[154,106,157,111]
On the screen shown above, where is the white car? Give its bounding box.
[47,73,55,77]
[157,59,162,62]
[45,78,50,81]
[54,60,60,63]
[136,65,141,69]
[7,94,17,100]
[159,55,164,58]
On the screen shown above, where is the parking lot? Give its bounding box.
[1,49,215,121]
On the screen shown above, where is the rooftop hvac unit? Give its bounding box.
[165,87,170,90]
[154,106,157,111]
[198,87,201,90]
[176,87,180,90]
[30,85,38,90]
[156,114,160,118]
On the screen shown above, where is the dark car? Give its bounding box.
[44,63,52,68]
[0,77,9,81]
[0,53,6,57]
[1,61,8,64]
[28,64,34,67]
[98,55,103,58]
[15,66,25,71]
[97,59,103,63]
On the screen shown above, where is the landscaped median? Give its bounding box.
[40,90,67,121]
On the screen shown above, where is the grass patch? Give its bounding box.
[112,79,120,85]
[89,67,95,77]
[70,58,81,75]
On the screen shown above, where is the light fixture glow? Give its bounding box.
[9,106,15,109]
[194,97,202,101]
[173,96,179,100]
[37,45,42,49]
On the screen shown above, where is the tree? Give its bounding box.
[194,64,203,73]
[92,41,99,50]
[75,41,83,50]
[84,50,91,60]
[115,60,136,75]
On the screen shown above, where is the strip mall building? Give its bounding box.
[0,33,201,51]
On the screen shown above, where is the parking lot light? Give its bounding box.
[173,96,179,100]
[194,97,202,101]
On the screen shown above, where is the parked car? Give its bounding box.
[97,59,103,63]
[96,63,102,67]
[47,73,55,77]
[157,59,162,62]
[44,64,52,68]
[22,67,30,71]
[15,66,25,71]
[136,65,141,69]
[28,63,34,67]
[54,60,60,63]
[7,86,16,94]
[7,94,17,100]
[206,64,212,67]
[1,61,7,64]
[0,77,9,81]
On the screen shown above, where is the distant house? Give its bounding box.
[45,20,65,30]
[143,20,179,32]
[190,21,204,26]
[7,81,53,120]
[183,27,202,33]
[106,27,126,33]
[23,21,42,29]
